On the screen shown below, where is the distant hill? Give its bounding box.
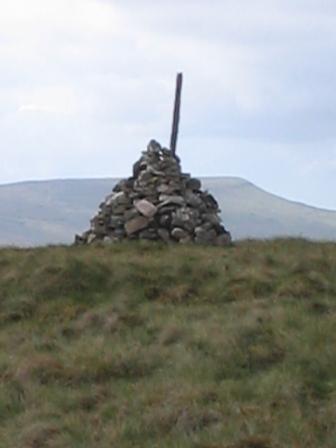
[0,177,336,246]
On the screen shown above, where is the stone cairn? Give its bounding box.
[75,140,231,246]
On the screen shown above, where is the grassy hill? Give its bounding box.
[1,177,336,246]
[1,240,336,447]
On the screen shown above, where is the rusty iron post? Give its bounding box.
[170,73,183,156]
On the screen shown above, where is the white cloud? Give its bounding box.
[0,0,336,208]
[16,85,78,115]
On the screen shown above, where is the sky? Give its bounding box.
[1,0,336,209]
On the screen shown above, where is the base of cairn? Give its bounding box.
[75,141,232,246]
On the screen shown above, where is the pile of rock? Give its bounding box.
[75,140,231,246]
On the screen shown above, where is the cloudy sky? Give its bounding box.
[1,0,336,209]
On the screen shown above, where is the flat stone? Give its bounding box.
[133,185,157,197]
[202,222,214,231]
[134,199,158,218]
[157,184,172,194]
[125,216,149,235]
[159,195,185,207]
[171,227,188,241]
[158,205,177,215]
[106,192,129,207]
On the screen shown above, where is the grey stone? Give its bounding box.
[147,139,161,153]
[112,179,130,193]
[185,191,203,208]
[157,228,171,242]
[112,205,128,215]
[172,207,199,231]
[203,193,218,209]
[87,233,97,244]
[125,216,149,235]
[137,170,154,184]
[195,227,217,244]
[138,229,158,240]
[90,218,106,235]
[109,215,124,228]
[133,160,141,177]
[106,192,129,207]
[113,228,126,238]
[202,222,214,231]
[74,234,85,245]
[134,199,158,218]
[201,213,221,227]
[158,205,178,215]
[171,227,188,241]
[159,195,185,207]
[105,194,114,206]
[196,224,216,235]
[148,166,165,176]
[157,184,172,194]
[124,208,140,221]
[186,178,201,191]
[159,214,171,228]
[179,236,192,244]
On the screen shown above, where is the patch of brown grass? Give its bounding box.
[20,421,60,448]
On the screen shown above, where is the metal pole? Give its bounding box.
[170,73,183,156]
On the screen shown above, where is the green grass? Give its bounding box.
[1,239,336,447]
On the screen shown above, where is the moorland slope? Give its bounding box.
[0,240,336,447]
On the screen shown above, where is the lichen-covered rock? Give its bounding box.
[75,140,231,246]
